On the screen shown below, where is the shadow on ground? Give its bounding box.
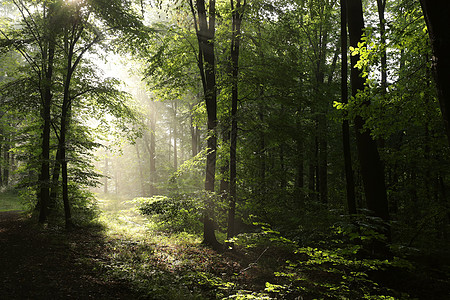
[0,211,138,299]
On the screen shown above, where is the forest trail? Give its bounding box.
[0,211,137,299]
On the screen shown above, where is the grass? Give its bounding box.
[0,190,24,212]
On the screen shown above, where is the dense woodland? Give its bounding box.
[1,0,450,298]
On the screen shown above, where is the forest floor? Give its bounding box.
[1,193,450,299]
[0,210,139,299]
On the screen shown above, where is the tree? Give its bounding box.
[1,0,141,224]
[189,0,221,249]
[347,0,389,222]
[340,0,356,215]
[419,1,450,145]
[57,0,102,228]
[227,0,245,240]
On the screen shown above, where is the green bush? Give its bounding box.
[135,193,206,234]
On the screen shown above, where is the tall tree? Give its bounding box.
[347,0,389,222]
[227,0,245,240]
[57,0,102,228]
[38,0,57,223]
[341,0,356,214]
[172,100,178,170]
[419,1,450,145]
[189,0,221,249]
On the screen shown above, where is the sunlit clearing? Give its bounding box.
[95,194,201,247]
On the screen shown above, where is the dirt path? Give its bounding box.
[0,211,138,299]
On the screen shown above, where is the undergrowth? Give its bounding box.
[87,195,450,299]
[0,190,24,211]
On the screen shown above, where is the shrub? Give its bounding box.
[135,193,205,234]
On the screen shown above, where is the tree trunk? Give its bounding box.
[143,118,157,196]
[419,1,450,145]
[49,149,61,210]
[341,0,356,215]
[115,168,119,195]
[227,0,244,240]
[135,144,145,196]
[220,129,229,197]
[190,106,199,157]
[60,43,74,230]
[104,156,108,194]
[168,127,172,166]
[308,150,316,200]
[59,14,99,228]
[149,105,157,195]
[38,11,56,223]
[172,101,178,170]
[2,136,9,186]
[377,0,387,93]
[256,26,266,201]
[347,0,389,222]
[190,0,221,249]
[316,69,327,206]
[318,113,327,205]
[295,106,304,201]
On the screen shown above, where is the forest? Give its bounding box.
[1,0,450,299]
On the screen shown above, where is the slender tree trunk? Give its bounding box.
[316,69,327,205]
[143,123,157,196]
[256,26,266,202]
[10,150,15,174]
[318,113,327,205]
[419,1,450,145]
[168,127,172,166]
[309,123,318,201]
[295,106,304,201]
[135,144,145,196]
[308,151,316,200]
[258,105,266,201]
[173,101,178,170]
[341,0,356,214]
[59,14,99,228]
[190,106,199,157]
[49,149,61,209]
[104,156,108,194]
[189,0,221,249]
[347,0,389,222]
[220,129,229,196]
[2,136,9,186]
[115,168,119,195]
[60,61,73,229]
[377,0,387,93]
[149,106,157,195]
[38,17,56,223]
[227,0,245,240]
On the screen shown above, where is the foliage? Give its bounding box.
[135,191,229,235]
[0,190,24,211]
[135,193,203,234]
[229,220,414,299]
